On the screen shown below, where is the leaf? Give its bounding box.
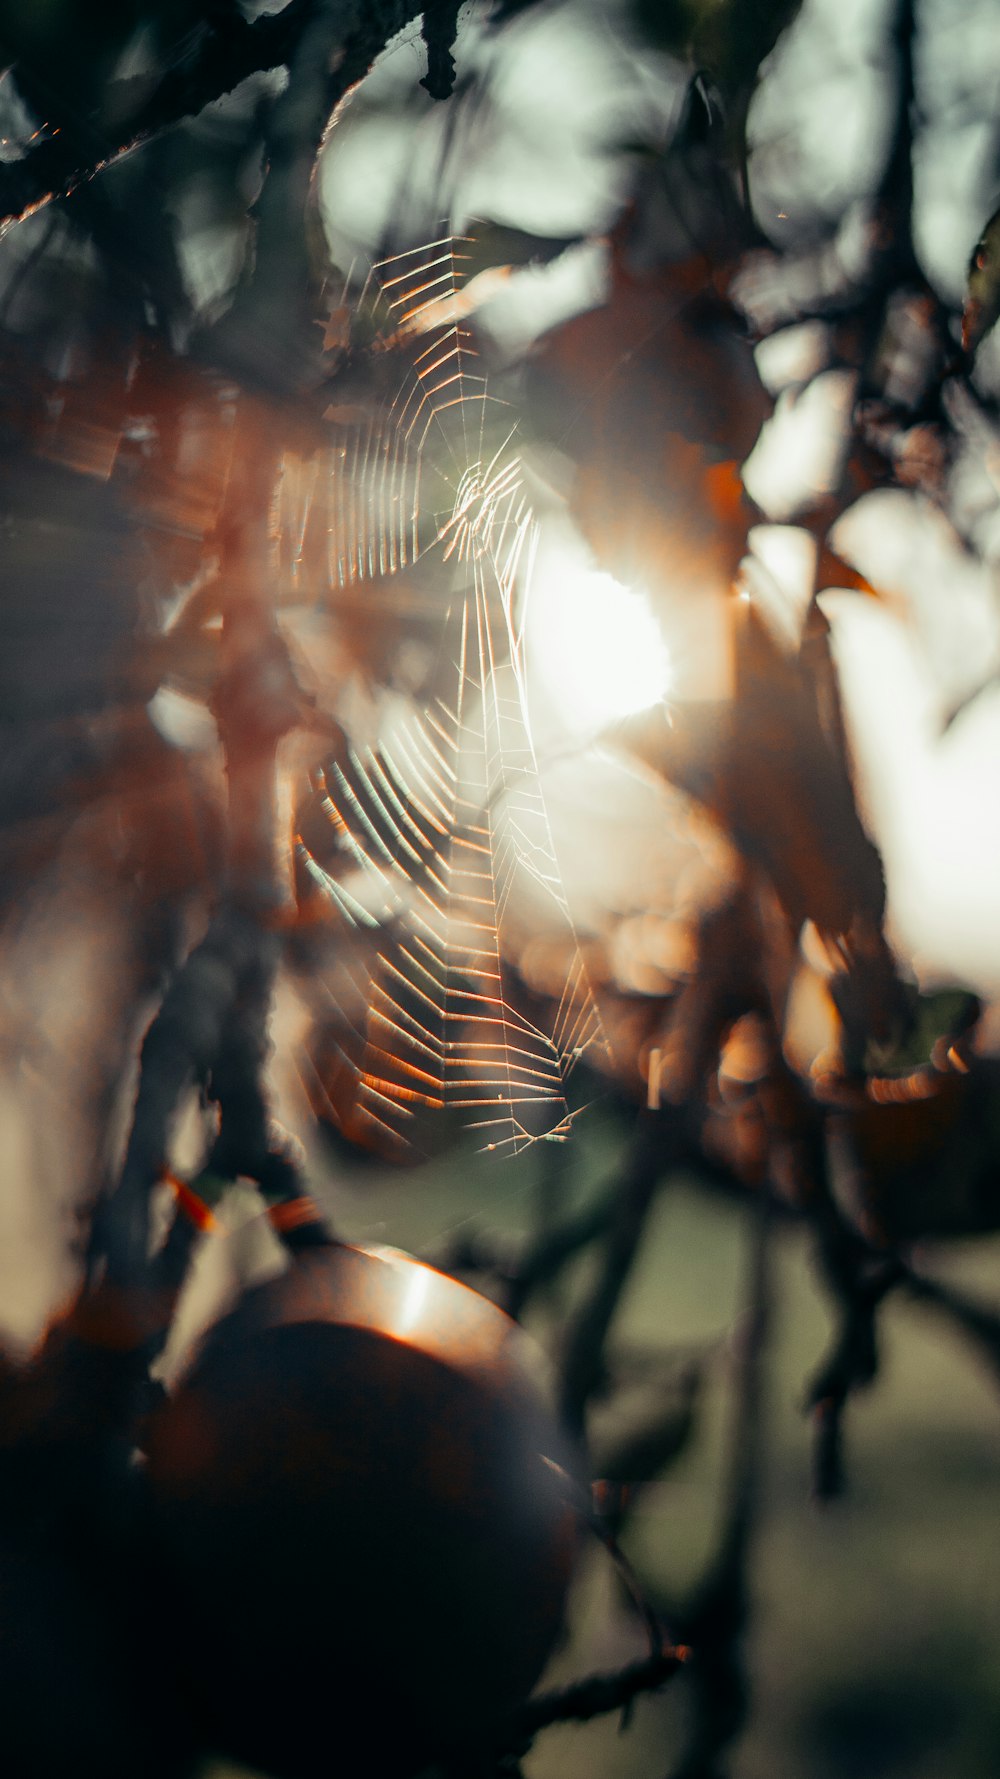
[687,0,807,104]
[962,203,1000,354]
[525,232,769,598]
[0,450,142,725]
[626,606,886,943]
[631,0,806,103]
[838,1055,1000,1242]
[459,216,585,281]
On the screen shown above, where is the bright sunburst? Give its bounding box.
[526,544,672,739]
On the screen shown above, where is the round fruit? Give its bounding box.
[143,1241,578,1779]
[0,1532,195,1779]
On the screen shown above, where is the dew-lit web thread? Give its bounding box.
[293,237,608,1153]
[274,238,502,591]
[300,609,607,1154]
[279,238,490,589]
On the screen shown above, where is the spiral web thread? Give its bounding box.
[285,236,608,1156]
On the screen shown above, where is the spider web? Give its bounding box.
[282,237,608,1157]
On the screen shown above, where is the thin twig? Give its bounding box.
[510,1645,688,1740]
[94,908,261,1286]
[669,1190,773,1779]
[0,3,314,232]
[558,1111,680,1437]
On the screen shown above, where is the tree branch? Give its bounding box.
[509,1645,688,1740]
[0,3,312,231]
[0,1,427,239]
[558,1111,682,1436]
[670,1193,773,1779]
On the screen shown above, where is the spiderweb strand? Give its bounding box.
[287,236,608,1156]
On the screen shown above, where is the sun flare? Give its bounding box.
[526,550,672,739]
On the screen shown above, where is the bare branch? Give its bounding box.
[510,1645,688,1739]
[0,1,425,238]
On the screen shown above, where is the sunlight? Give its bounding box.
[526,551,672,739]
[393,1260,432,1339]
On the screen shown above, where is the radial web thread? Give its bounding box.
[286,236,608,1156]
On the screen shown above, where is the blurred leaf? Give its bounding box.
[459,216,584,281]
[688,0,806,103]
[839,1056,1000,1243]
[632,0,805,102]
[0,0,145,114]
[649,884,792,1111]
[962,203,1000,354]
[527,245,768,596]
[627,607,886,944]
[862,987,981,1078]
[0,452,141,725]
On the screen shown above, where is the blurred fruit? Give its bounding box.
[0,1532,195,1779]
[144,1240,578,1779]
[0,1296,197,1779]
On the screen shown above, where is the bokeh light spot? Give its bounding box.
[527,556,671,738]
